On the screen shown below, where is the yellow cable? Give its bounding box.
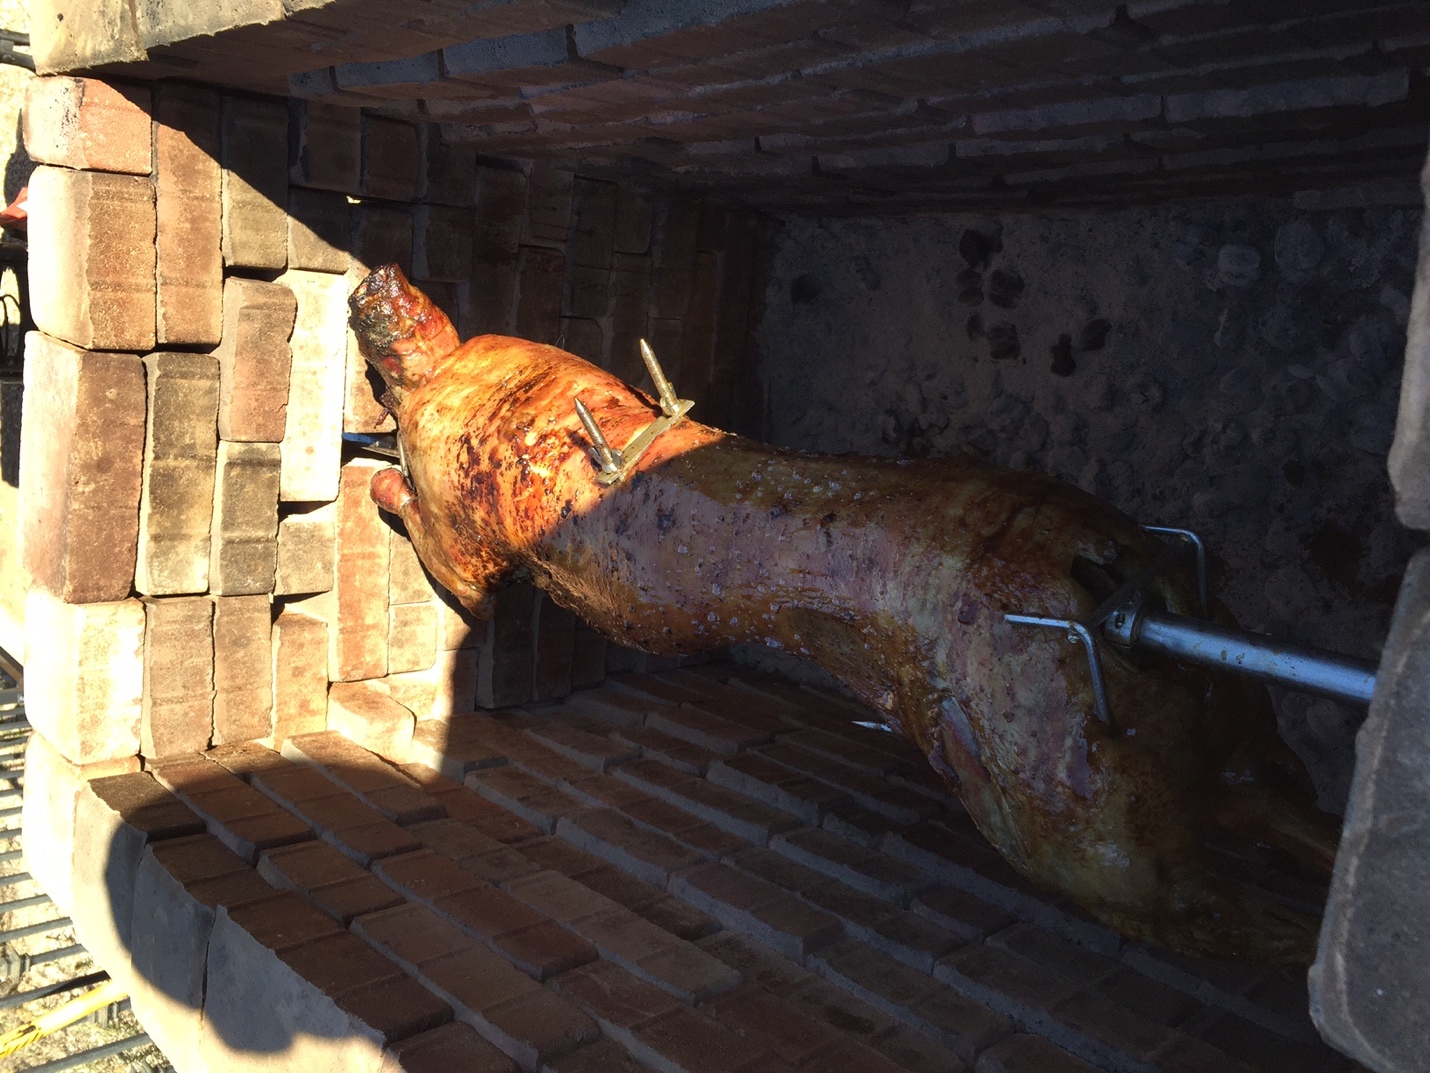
[0,978,128,1057]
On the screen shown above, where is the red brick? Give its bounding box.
[557,808,706,886]
[417,935,540,1004]
[206,740,289,779]
[28,165,156,352]
[481,988,601,1069]
[696,931,813,996]
[381,1021,518,1073]
[288,187,351,273]
[279,929,406,996]
[291,100,362,193]
[527,722,637,773]
[613,726,718,775]
[972,1033,1100,1073]
[328,817,423,867]
[154,84,222,346]
[24,592,145,766]
[23,76,151,173]
[700,985,842,1065]
[376,847,484,903]
[270,611,327,745]
[467,766,581,834]
[437,787,542,843]
[545,1038,654,1073]
[214,276,296,443]
[634,1005,770,1073]
[315,458,391,680]
[637,895,719,942]
[672,862,843,961]
[211,595,273,745]
[221,96,288,270]
[276,269,347,501]
[336,974,455,1045]
[553,960,681,1038]
[355,902,482,971]
[497,918,599,979]
[19,334,144,603]
[812,939,1008,1062]
[648,706,772,755]
[362,115,421,200]
[622,797,747,860]
[774,827,932,903]
[612,184,653,255]
[434,881,548,941]
[142,595,215,757]
[408,719,506,781]
[259,838,367,890]
[934,945,1077,1020]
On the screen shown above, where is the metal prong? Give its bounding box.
[1004,614,1113,726]
[574,397,621,474]
[852,720,893,734]
[639,338,681,417]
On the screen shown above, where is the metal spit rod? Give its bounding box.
[1133,610,1377,707]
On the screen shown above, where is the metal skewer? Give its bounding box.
[574,397,622,474]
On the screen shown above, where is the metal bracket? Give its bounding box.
[1003,525,1208,728]
[578,340,694,486]
[1004,615,1113,725]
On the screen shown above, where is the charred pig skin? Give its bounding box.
[351,264,1337,963]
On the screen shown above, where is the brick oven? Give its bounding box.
[6,1,1430,1072]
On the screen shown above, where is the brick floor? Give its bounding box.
[47,663,1352,1073]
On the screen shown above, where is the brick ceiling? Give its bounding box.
[76,0,1430,209]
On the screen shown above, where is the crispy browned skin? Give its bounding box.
[352,265,1337,962]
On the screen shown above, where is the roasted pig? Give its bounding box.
[350,264,1337,963]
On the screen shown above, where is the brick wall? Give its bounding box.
[16,73,764,775]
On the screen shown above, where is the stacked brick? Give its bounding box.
[24,663,1351,1073]
[18,73,761,855]
[34,1,1414,213]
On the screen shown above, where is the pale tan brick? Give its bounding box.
[214,276,297,442]
[25,588,144,764]
[272,610,328,745]
[221,95,288,270]
[142,595,215,758]
[289,188,351,273]
[27,165,156,351]
[154,83,223,346]
[210,441,281,595]
[19,333,144,603]
[23,75,151,174]
[381,647,479,721]
[213,594,274,745]
[390,529,433,605]
[23,731,140,914]
[291,100,361,193]
[328,680,416,761]
[390,601,438,675]
[136,352,220,596]
[276,269,347,502]
[277,502,336,596]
